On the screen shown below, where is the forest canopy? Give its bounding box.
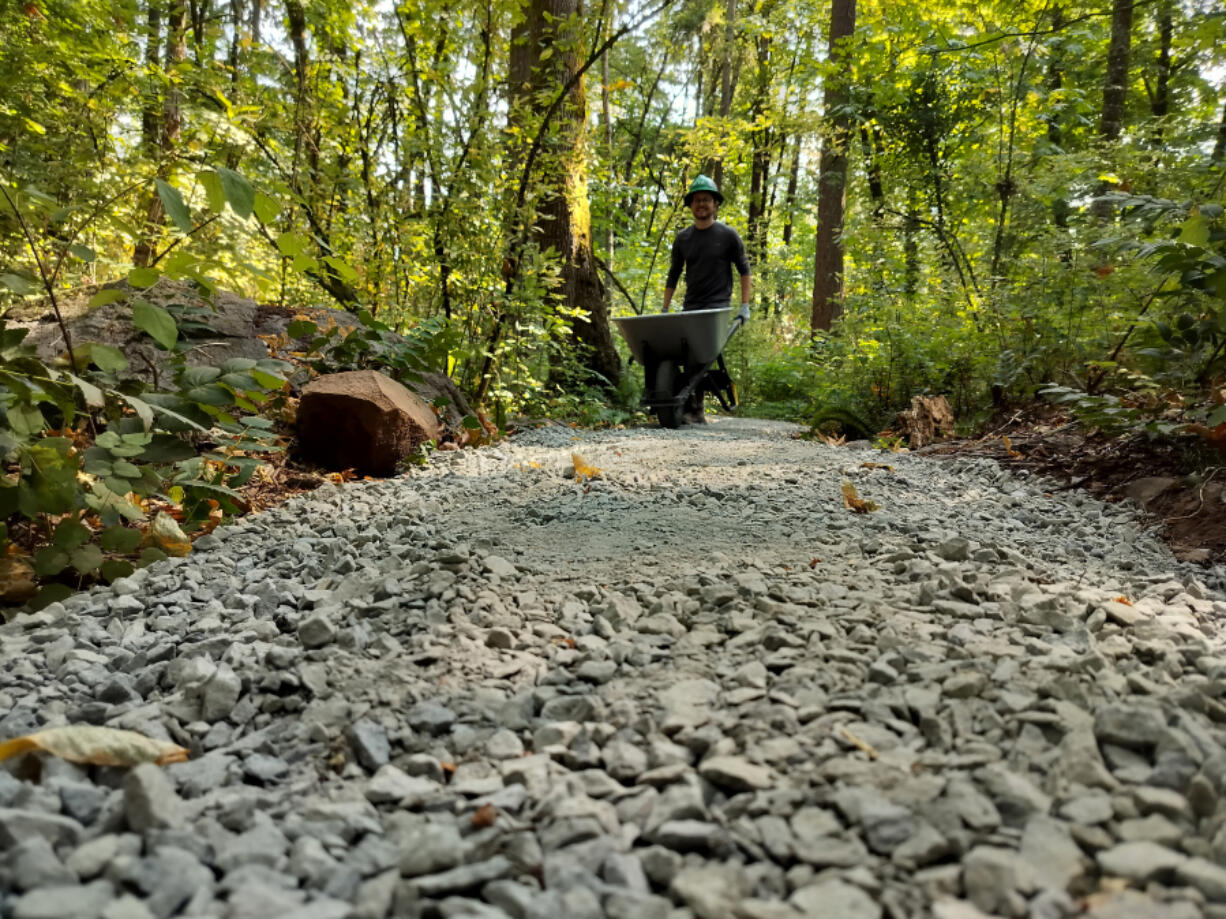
[2,0,1225,431]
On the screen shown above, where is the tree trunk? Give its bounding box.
[746,32,772,264]
[810,0,856,333]
[711,0,737,189]
[1147,0,1172,146]
[781,133,801,248]
[1100,0,1134,142]
[508,0,620,388]
[1214,97,1226,164]
[133,0,186,268]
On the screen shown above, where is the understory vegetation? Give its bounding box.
[1,0,1225,604]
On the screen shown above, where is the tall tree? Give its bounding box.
[133,0,187,268]
[811,0,856,332]
[508,0,620,387]
[1100,0,1134,142]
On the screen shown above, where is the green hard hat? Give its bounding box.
[684,174,724,205]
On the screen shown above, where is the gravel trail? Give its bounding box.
[4,416,1226,919]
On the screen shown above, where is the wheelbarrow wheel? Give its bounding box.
[653,360,682,429]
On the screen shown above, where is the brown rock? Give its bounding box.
[1121,476,1177,509]
[897,395,955,448]
[297,370,443,476]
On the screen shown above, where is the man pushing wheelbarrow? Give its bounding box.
[613,175,753,428]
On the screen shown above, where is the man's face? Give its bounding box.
[689,192,717,219]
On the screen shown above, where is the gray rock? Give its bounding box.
[670,864,746,919]
[395,820,466,877]
[410,855,515,896]
[962,846,1034,916]
[1094,705,1167,751]
[11,835,78,889]
[790,878,881,919]
[347,720,391,772]
[1174,856,1226,901]
[1019,815,1085,893]
[202,662,242,722]
[123,764,181,833]
[298,613,337,649]
[406,700,456,734]
[1095,841,1186,882]
[12,881,114,919]
[698,755,773,792]
[0,808,84,849]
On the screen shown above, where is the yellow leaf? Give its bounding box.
[0,556,38,605]
[841,480,880,514]
[860,462,895,472]
[150,511,192,557]
[572,453,602,482]
[0,725,189,767]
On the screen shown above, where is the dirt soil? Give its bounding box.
[918,404,1226,568]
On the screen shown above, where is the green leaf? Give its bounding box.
[64,372,104,409]
[1180,213,1211,248]
[220,358,258,372]
[29,584,74,611]
[69,244,96,263]
[180,366,221,387]
[33,545,70,576]
[140,434,196,463]
[139,547,169,567]
[323,256,358,282]
[215,167,254,219]
[185,384,234,407]
[88,289,127,308]
[53,518,92,550]
[70,544,104,574]
[85,481,144,524]
[8,404,46,438]
[462,414,483,430]
[200,170,226,213]
[253,191,280,224]
[1,273,38,296]
[250,369,286,390]
[121,393,156,431]
[100,525,143,552]
[1208,405,1226,427]
[156,179,193,233]
[85,342,128,373]
[112,459,142,478]
[127,267,160,289]
[132,301,178,350]
[287,319,317,338]
[275,231,309,258]
[101,560,136,582]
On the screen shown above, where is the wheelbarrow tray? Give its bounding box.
[612,307,734,366]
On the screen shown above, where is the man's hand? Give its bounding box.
[737,303,751,322]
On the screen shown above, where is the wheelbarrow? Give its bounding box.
[613,305,749,428]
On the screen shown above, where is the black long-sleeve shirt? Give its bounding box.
[665,221,751,310]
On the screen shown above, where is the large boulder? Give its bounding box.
[10,278,475,432]
[297,370,443,476]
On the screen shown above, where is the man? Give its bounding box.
[662,174,751,422]
[663,174,752,315]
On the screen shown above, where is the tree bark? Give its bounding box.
[133,0,186,268]
[810,0,856,333]
[711,0,737,189]
[1214,97,1226,164]
[509,0,620,388]
[1100,0,1134,142]
[1147,0,1172,146]
[746,31,772,264]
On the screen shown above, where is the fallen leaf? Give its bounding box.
[0,725,189,767]
[439,761,457,774]
[549,636,577,649]
[0,555,38,605]
[809,558,821,568]
[571,453,602,482]
[471,803,497,828]
[860,462,895,471]
[1002,436,1022,458]
[1114,596,1132,606]
[149,511,192,557]
[841,481,880,513]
